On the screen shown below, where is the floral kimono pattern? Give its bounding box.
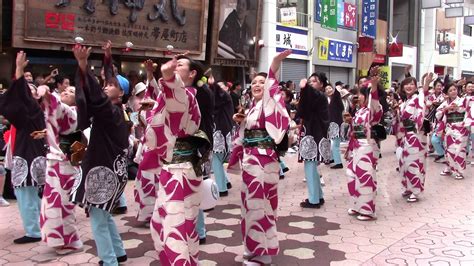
[396,91,427,196]
[141,75,201,265]
[227,69,290,257]
[436,96,470,177]
[40,93,82,248]
[134,78,161,222]
[346,91,383,217]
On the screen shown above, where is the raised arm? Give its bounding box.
[102,40,115,82]
[263,50,292,144]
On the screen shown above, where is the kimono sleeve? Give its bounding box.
[369,88,383,125]
[0,77,37,129]
[145,78,161,100]
[47,93,78,135]
[160,75,200,136]
[76,68,123,127]
[263,69,290,144]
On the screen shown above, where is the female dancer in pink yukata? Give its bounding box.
[345,69,383,221]
[436,82,471,180]
[395,74,430,202]
[141,54,207,265]
[40,85,84,254]
[227,50,291,265]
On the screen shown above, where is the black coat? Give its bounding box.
[0,77,47,188]
[71,67,129,212]
[210,84,234,154]
[297,85,329,161]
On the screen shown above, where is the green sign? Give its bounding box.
[321,0,337,32]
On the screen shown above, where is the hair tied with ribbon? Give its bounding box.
[197,76,208,88]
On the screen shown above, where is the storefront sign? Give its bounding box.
[344,3,357,28]
[280,7,297,26]
[15,0,208,55]
[358,36,374,52]
[362,0,377,39]
[319,38,353,63]
[318,38,329,60]
[379,66,391,90]
[337,0,344,27]
[373,54,385,64]
[276,25,308,56]
[321,0,337,32]
[439,43,450,54]
[213,0,262,67]
[389,42,403,57]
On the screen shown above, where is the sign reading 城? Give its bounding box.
[361,0,377,39]
[318,38,353,63]
[276,25,308,56]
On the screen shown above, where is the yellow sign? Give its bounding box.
[318,38,329,60]
[379,66,391,90]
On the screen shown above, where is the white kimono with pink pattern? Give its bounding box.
[134,78,160,222]
[140,75,201,265]
[396,90,427,196]
[346,90,382,217]
[40,93,82,248]
[227,69,289,257]
[435,96,470,177]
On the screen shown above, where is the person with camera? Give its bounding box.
[344,68,383,221]
[227,50,291,265]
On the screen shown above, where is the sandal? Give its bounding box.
[356,214,376,221]
[454,174,464,180]
[347,209,359,216]
[407,194,418,202]
[440,170,452,176]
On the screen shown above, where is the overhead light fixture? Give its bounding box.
[421,0,441,9]
[445,7,464,18]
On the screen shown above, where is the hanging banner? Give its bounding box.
[280,7,297,26]
[318,38,329,60]
[328,39,354,62]
[361,0,377,39]
[344,3,357,29]
[337,0,344,26]
[358,36,374,52]
[389,42,403,57]
[321,0,337,32]
[379,66,391,90]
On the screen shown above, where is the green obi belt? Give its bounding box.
[243,129,275,149]
[446,112,464,124]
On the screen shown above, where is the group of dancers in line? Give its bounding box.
[0,39,473,266]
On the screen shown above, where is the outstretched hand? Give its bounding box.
[102,40,112,58]
[73,45,92,73]
[369,66,381,86]
[144,59,156,73]
[16,51,29,71]
[270,49,292,74]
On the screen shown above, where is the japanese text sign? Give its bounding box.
[319,38,353,63]
[276,25,308,56]
[321,0,337,32]
[344,3,356,28]
[362,0,377,39]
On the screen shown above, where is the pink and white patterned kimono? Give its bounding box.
[141,75,201,265]
[227,69,289,257]
[396,90,427,196]
[40,93,82,249]
[435,96,470,177]
[134,78,160,223]
[346,90,383,217]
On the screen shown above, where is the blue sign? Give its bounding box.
[337,0,344,26]
[315,0,322,22]
[328,40,354,62]
[361,0,377,39]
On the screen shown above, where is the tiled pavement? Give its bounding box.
[0,136,473,265]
